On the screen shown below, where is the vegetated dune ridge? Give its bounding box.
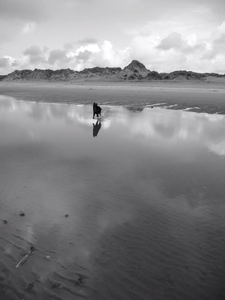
[1,60,225,82]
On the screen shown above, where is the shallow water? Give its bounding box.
[1,95,225,300]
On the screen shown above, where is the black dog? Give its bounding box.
[93,102,102,119]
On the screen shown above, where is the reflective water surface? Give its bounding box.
[1,95,225,300]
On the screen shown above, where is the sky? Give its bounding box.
[0,0,225,74]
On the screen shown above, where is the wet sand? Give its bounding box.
[1,94,225,300]
[1,79,225,114]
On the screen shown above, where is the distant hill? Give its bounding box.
[1,60,225,82]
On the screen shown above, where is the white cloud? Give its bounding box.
[1,1,225,75]
[2,18,225,75]
[185,33,197,47]
[75,44,101,55]
[67,40,130,70]
[0,55,18,70]
[22,22,36,34]
[127,19,225,72]
[218,21,225,34]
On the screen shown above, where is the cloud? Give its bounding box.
[75,44,101,54]
[63,38,98,52]
[218,21,225,34]
[11,60,20,67]
[22,22,36,34]
[157,32,183,50]
[72,40,130,69]
[76,50,92,61]
[156,32,206,57]
[2,0,225,75]
[48,49,72,65]
[78,38,98,45]
[128,18,225,73]
[23,46,47,65]
[201,23,225,60]
[64,43,74,51]
[0,56,17,70]
[24,46,43,57]
[49,40,130,70]
[2,16,225,75]
[214,34,225,48]
[0,57,10,68]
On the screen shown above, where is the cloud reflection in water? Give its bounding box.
[1,95,225,299]
[1,95,225,154]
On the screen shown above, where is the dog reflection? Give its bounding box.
[93,120,101,137]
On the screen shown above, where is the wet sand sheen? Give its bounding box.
[1,96,225,299]
[1,81,225,114]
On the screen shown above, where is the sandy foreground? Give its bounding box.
[0,79,225,113]
[1,81,225,300]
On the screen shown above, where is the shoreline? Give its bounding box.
[1,80,225,114]
[1,79,225,93]
[1,78,225,88]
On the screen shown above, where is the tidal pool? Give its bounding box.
[1,95,225,300]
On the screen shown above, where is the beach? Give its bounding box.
[1,79,225,113]
[1,83,225,300]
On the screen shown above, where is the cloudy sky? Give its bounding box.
[0,0,225,74]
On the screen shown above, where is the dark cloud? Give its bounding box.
[64,43,74,51]
[76,50,92,61]
[0,0,46,21]
[48,49,72,65]
[78,38,98,45]
[63,39,98,51]
[12,60,19,67]
[214,33,225,46]
[24,46,43,56]
[24,46,47,64]
[157,32,183,50]
[182,42,206,54]
[0,57,10,68]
